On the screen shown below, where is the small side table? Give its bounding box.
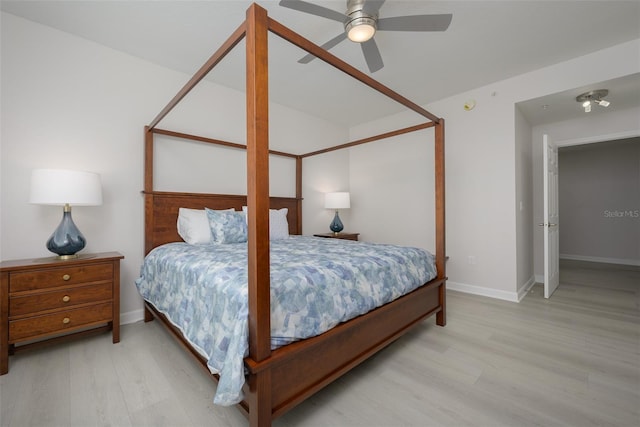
[0,251,124,375]
[313,232,359,241]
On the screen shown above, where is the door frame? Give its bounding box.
[556,130,640,148]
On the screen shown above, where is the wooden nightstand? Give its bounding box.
[0,251,124,375]
[313,232,360,241]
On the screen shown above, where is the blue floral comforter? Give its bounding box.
[135,236,436,405]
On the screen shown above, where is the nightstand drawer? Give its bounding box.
[9,283,113,317]
[9,263,113,293]
[9,302,113,342]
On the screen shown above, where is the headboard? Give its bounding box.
[144,191,302,254]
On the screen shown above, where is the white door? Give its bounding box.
[543,134,560,298]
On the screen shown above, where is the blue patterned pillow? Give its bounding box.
[205,209,247,244]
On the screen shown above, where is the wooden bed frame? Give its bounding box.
[142,4,446,426]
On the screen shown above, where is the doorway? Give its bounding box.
[545,135,640,298]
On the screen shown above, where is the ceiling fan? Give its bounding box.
[279,0,453,73]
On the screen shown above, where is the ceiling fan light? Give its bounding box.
[345,15,376,42]
[596,99,610,107]
[582,100,591,108]
[584,103,591,113]
[347,23,375,42]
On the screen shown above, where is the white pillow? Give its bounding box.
[242,206,290,240]
[177,208,233,245]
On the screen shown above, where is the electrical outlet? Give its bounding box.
[467,255,476,265]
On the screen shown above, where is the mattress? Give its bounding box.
[135,235,436,405]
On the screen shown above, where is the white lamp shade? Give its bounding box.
[325,192,351,209]
[29,169,103,206]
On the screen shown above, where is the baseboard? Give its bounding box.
[560,254,640,267]
[447,281,519,303]
[120,308,145,325]
[516,275,537,302]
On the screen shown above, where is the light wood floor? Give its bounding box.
[1,260,638,426]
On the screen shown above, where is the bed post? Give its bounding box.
[295,156,303,235]
[143,126,157,323]
[435,119,446,326]
[144,126,155,255]
[246,3,272,426]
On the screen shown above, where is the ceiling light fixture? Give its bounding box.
[345,0,377,43]
[576,89,611,113]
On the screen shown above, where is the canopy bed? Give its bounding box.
[139,3,446,426]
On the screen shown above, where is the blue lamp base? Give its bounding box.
[329,210,344,234]
[46,205,86,259]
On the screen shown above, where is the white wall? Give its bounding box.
[347,109,435,248]
[349,128,435,248]
[349,39,640,302]
[0,12,348,322]
[557,139,639,265]
[302,150,351,235]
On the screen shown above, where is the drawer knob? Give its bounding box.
[62,274,71,281]
[62,295,71,303]
[62,317,70,324]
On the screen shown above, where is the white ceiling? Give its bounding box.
[2,0,639,126]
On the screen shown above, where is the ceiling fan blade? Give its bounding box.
[279,0,347,23]
[361,38,384,73]
[298,32,348,64]
[362,0,386,15]
[377,14,453,32]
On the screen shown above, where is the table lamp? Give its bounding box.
[29,169,103,259]
[324,192,350,234]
